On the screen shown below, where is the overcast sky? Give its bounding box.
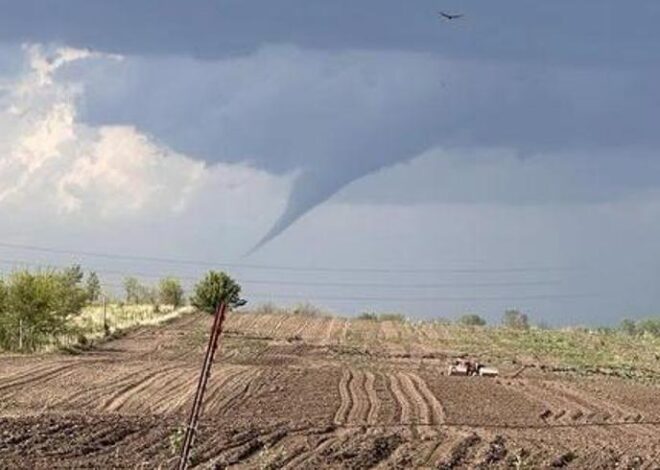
[1,1,659,325]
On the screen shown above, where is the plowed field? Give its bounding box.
[1,311,659,468]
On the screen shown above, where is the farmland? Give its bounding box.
[1,310,659,468]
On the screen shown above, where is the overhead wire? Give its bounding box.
[0,242,593,303]
[0,241,581,274]
[0,258,565,289]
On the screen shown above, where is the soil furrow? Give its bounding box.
[0,363,77,393]
[364,371,380,425]
[347,370,369,424]
[334,368,353,425]
[399,372,430,424]
[408,372,446,424]
[387,373,413,425]
[100,367,176,412]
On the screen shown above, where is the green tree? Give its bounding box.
[458,314,487,326]
[59,265,89,318]
[0,269,87,352]
[123,277,153,304]
[191,271,244,314]
[0,279,7,348]
[619,318,637,336]
[86,271,101,304]
[159,277,184,308]
[502,309,529,330]
[0,278,6,312]
[63,264,84,286]
[124,277,140,304]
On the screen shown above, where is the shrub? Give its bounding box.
[379,313,406,322]
[619,318,637,336]
[358,312,378,321]
[637,318,660,337]
[618,317,660,337]
[457,314,486,326]
[502,309,529,330]
[191,271,244,314]
[357,312,405,322]
[253,302,279,315]
[159,277,185,308]
[536,321,552,330]
[291,302,325,317]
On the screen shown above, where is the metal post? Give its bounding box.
[178,302,228,470]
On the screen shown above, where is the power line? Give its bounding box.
[82,283,596,302]
[250,293,596,302]
[0,258,565,289]
[0,258,592,302]
[0,241,580,274]
[0,258,200,281]
[91,287,596,303]
[246,279,565,289]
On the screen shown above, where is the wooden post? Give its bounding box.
[102,295,108,336]
[18,319,22,351]
[178,302,228,470]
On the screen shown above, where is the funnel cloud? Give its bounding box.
[57,46,657,252]
[2,1,659,252]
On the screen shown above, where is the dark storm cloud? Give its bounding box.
[66,47,660,247]
[3,0,659,248]
[1,0,660,66]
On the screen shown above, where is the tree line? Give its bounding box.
[0,266,243,352]
[458,309,531,329]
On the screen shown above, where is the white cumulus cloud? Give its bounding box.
[0,44,279,223]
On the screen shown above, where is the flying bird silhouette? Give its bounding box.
[439,11,464,20]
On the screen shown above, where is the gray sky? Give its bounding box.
[0,1,659,325]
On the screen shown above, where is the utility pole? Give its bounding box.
[177,301,228,470]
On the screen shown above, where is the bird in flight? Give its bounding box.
[439,11,464,20]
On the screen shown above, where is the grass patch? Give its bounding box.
[54,304,190,353]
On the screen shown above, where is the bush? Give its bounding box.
[0,268,87,352]
[379,313,406,322]
[358,312,378,321]
[252,302,280,315]
[457,314,486,326]
[159,277,184,308]
[637,318,660,337]
[291,302,324,317]
[619,318,637,335]
[618,317,660,337]
[357,312,405,322]
[502,309,530,330]
[536,321,552,330]
[191,271,244,314]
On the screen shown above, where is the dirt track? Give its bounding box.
[1,311,659,468]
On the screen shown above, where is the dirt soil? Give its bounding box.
[1,311,659,469]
